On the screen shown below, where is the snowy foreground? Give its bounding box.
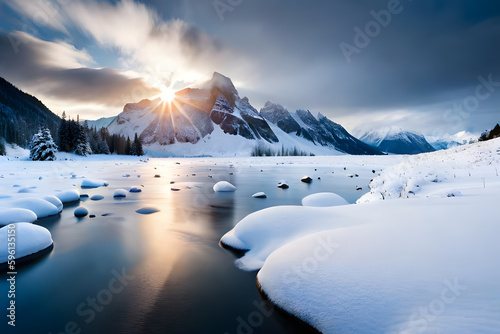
[221,138,500,333]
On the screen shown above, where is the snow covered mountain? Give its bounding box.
[82,116,117,130]
[356,127,436,154]
[260,101,382,155]
[426,131,478,150]
[108,72,383,156]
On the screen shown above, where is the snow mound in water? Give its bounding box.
[301,192,349,207]
[81,179,109,188]
[113,189,127,198]
[12,198,59,218]
[0,208,38,226]
[136,207,160,215]
[55,190,80,203]
[0,223,53,264]
[213,181,237,192]
[43,196,63,212]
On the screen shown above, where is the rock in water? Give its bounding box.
[74,207,88,218]
[252,192,267,199]
[277,182,289,189]
[301,176,313,183]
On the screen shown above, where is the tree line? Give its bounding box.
[20,112,144,160]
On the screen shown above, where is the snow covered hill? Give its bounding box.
[356,126,436,154]
[108,72,384,157]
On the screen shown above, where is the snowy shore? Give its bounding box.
[221,138,500,333]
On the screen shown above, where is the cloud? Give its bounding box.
[0,31,160,109]
[0,0,69,34]
[64,0,240,85]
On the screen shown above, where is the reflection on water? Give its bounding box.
[0,159,372,334]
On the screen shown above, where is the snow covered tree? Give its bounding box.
[131,133,144,156]
[29,128,57,161]
[74,124,92,156]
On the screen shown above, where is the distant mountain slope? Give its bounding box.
[260,101,383,155]
[108,72,383,156]
[426,131,478,150]
[357,127,435,154]
[83,116,117,130]
[0,77,60,147]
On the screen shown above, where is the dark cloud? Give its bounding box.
[0,31,159,108]
[143,0,500,133]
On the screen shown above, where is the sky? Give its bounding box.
[0,0,499,137]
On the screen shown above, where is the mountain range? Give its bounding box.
[108,72,383,156]
[355,127,436,155]
[0,74,477,157]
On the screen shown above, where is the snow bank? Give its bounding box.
[213,181,237,192]
[358,138,500,203]
[81,179,109,188]
[12,198,59,218]
[0,209,37,226]
[257,197,500,334]
[0,223,53,264]
[220,205,362,271]
[301,192,348,207]
[55,190,80,203]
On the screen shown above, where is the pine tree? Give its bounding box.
[58,112,71,152]
[74,124,92,156]
[131,133,144,156]
[125,136,131,155]
[29,128,57,161]
[0,138,6,156]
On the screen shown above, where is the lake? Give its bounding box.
[0,157,381,334]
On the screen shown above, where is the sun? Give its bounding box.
[160,86,176,103]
